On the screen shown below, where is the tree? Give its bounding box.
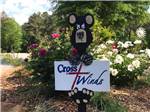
[95,1,150,40]
[52,1,98,27]
[1,17,22,52]
[52,1,150,41]
[22,12,54,51]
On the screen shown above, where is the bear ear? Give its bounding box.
[68,13,77,26]
[85,14,94,27]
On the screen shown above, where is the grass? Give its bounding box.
[91,93,127,112]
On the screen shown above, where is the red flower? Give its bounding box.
[112,43,117,49]
[39,48,47,57]
[32,44,38,48]
[51,33,61,38]
[29,43,38,49]
[71,48,78,56]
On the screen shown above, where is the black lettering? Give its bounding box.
[66,67,71,72]
[76,74,92,85]
[57,64,64,73]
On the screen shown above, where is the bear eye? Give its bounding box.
[76,24,80,29]
[81,24,85,29]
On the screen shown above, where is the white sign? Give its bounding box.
[54,60,110,92]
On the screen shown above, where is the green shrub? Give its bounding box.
[91,93,127,112]
[26,32,71,95]
[1,54,23,66]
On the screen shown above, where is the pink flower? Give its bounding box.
[51,33,61,38]
[112,49,118,53]
[29,43,38,49]
[32,44,38,48]
[71,48,78,56]
[39,48,47,57]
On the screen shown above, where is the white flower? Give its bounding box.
[114,55,124,64]
[128,64,135,71]
[145,49,150,58]
[96,47,102,53]
[130,43,134,47]
[127,53,135,59]
[118,41,124,47]
[140,50,145,53]
[134,40,142,44]
[100,44,107,49]
[132,60,140,68]
[94,45,102,53]
[110,68,118,76]
[123,41,133,48]
[106,40,114,44]
[123,43,129,48]
[107,51,113,56]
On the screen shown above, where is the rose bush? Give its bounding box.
[26,32,71,96]
[91,39,150,86]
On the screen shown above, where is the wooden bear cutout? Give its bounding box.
[68,13,94,66]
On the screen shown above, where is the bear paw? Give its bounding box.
[69,55,80,66]
[81,54,93,66]
[68,88,94,104]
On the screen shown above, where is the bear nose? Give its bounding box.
[77,31,84,40]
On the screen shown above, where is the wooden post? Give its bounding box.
[78,103,86,112]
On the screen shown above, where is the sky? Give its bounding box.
[0,0,150,25]
[0,0,52,25]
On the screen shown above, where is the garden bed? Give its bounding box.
[1,66,150,112]
[111,87,150,112]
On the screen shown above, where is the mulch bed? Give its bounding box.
[111,87,150,112]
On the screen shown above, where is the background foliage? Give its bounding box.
[25,1,150,88]
[21,12,54,52]
[1,16,23,52]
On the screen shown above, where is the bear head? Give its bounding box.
[68,13,94,55]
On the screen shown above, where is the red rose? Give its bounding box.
[112,43,117,49]
[39,48,47,57]
[71,48,78,56]
[51,33,61,38]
